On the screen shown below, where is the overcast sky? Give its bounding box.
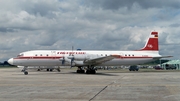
[0,0,180,61]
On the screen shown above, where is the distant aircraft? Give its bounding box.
[8,32,172,75]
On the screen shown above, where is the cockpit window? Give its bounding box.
[17,54,24,57]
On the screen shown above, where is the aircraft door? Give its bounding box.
[119,53,124,59]
[51,51,56,59]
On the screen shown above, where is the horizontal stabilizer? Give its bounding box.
[153,56,173,59]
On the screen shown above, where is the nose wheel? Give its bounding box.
[24,71,28,75]
[21,66,28,75]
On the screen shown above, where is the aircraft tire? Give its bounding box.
[77,70,85,73]
[86,70,96,74]
[86,70,90,74]
[24,71,28,75]
[81,70,85,73]
[50,69,53,72]
[91,70,96,74]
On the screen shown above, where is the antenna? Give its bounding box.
[72,46,74,52]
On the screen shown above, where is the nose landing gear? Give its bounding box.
[21,66,28,75]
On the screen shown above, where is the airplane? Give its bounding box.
[8,31,172,75]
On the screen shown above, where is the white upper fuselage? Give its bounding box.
[8,50,161,66]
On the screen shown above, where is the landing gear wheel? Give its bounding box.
[24,71,28,75]
[92,70,96,74]
[86,70,90,74]
[86,70,96,74]
[57,66,61,72]
[77,70,85,73]
[76,66,85,73]
[50,69,53,72]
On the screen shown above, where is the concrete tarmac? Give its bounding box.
[0,68,180,101]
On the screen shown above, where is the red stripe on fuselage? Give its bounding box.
[13,56,152,60]
[121,57,152,59]
[14,56,63,59]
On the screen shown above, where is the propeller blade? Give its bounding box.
[62,60,65,65]
[62,57,65,65]
[70,57,74,68]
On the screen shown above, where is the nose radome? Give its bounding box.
[8,58,14,65]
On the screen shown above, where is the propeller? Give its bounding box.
[60,46,76,67]
[70,57,74,68]
[70,46,74,68]
[61,57,65,65]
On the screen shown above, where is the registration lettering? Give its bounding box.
[57,52,86,54]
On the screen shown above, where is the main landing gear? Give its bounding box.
[56,66,61,72]
[86,65,96,74]
[76,66,85,73]
[86,69,96,74]
[76,66,96,74]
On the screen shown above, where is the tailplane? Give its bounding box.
[140,32,159,51]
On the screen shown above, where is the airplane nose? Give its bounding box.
[8,58,14,65]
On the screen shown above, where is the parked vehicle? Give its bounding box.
[165,64,176,70]
[153,66,164,70]
[129,65,139,71]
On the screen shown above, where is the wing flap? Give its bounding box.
[84,54,120,65]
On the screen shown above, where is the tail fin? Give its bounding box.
[140,32,159,51]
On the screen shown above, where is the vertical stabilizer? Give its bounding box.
[140,32,159,51]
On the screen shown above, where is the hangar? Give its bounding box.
[161,60,180,70]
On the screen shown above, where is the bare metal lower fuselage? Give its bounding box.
[13,57,155,66]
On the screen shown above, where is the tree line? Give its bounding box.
[0,61,12,66]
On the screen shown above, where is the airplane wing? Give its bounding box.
[84,54,120,65]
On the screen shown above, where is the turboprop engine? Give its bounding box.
[67,54,90,61]
[59,54,90,67]
[59,57,75,66]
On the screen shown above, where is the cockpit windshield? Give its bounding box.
[17,53,24,57]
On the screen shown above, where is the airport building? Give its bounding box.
[161,60,180,70]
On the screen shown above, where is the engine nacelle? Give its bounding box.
[59,58,64,61]
[67,54,89,61]
[74,61,84,66]
[59,57,75,66]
